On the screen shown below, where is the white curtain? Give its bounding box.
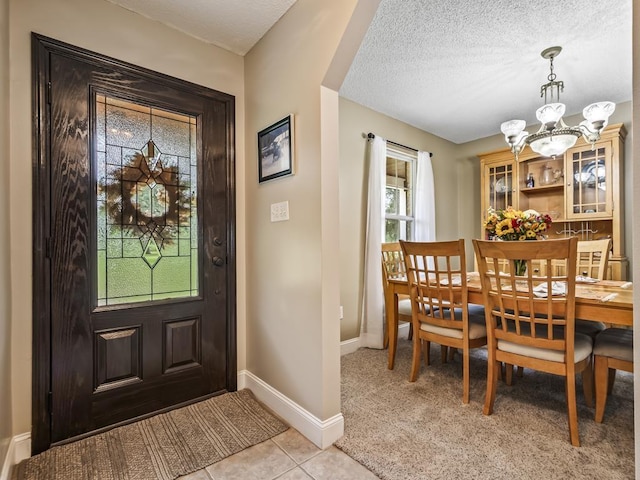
[414,150,436,241]
[360,135,386,348]
[360,142,435,349]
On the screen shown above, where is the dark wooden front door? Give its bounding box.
[32,34,236,454]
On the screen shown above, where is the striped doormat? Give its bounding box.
[12,389,288,480]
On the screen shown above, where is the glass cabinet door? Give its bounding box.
[565,144,613,219]
[485,162,515,212]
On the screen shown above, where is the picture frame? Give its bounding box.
[258,114,294,183]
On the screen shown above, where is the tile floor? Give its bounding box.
[177,428,379,480]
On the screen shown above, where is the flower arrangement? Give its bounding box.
[484,207,552,241]
[484,207,553,275]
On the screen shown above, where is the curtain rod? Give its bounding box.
[366,133,432,157]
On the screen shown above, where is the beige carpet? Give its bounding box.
[12,389,288,480]
[336,340,634,480]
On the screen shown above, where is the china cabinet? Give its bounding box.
[478,123,627,279]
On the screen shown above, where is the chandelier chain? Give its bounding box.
[547,55,556,82]
[541,53,564,104]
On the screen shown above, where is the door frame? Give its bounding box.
[31,33,237,454]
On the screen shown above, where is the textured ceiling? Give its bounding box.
[104,0,632,145]
[340,0,633,144]
[104,0,298,56]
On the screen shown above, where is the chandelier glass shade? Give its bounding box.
[500,46,615,159]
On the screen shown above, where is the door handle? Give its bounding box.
[212,256,224,267]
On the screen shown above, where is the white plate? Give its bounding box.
[574,160,605,187]
[495,177,510,193]
[576,275,598,284]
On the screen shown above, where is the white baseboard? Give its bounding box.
[340,323,409,356]
[1,433,30,480]
[340,337,360,356]
[397,322,410,338]
[238,370,343,449]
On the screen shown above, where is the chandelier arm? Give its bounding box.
[578,122,603,149]
[510,133,528,159]
[578,121,603,136]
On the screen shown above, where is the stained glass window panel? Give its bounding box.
[153,257,191,294]
[96,95,199,306]
[152,114,191,157]
[106,103,150,150]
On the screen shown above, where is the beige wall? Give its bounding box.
[338,98,633,341]
[9,0,246,435]
[0,0,12,462]
[244,0,363,420]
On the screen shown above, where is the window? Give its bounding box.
[96,95,199,306]
[384,145,416,242]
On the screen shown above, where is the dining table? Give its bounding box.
[385,273,634,370]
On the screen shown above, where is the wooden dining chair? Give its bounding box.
[574,239,612,339]
[473,237,593,447]
[594,327,633,423]
[381,242,413,369]
[400,239,487,404]
[577,238,612,280]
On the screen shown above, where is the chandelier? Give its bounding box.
[500,46,615,159]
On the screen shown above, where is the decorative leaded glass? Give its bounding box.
[96,95,198,306]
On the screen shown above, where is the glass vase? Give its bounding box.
[514,259,527,276]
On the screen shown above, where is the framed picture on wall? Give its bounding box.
[258,114,294,183]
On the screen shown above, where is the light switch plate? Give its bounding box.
[270,201,289,222]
